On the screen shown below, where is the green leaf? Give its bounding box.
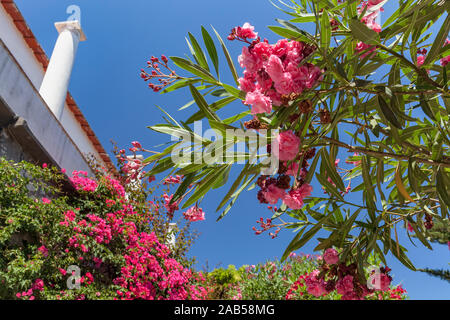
[216,164,250,211]
[361,155,377,216]
[281,214,330,261]
[201,26,219,76]
[182,165,229,208]
[189,84,221,122]
[436,167,450,208]
[223,110,251,125]
[161,79,200,94]
[419,95,436,120]
[170,56,217,83]
[390,240,416,271]
[188,32,209,71]
[349,19,380,45]
[172,172,196,203]
[290,14,317,23]
[222,83,246,100]
[321,148,346,191]
[212,26,239,86]
[377,95,402,129]
[268,26,304,40]
[321,10,331,52]
[186,96,237,124]
[316,172,344,202]
[424,14,450,66]
[217,174,256,221]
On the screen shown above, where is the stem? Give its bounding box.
[309,134,450,168]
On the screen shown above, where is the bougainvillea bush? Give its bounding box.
[207,253,407,300]
[139,0,450,298]
[0,158,208,300]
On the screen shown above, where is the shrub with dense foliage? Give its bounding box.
[139,0,450,297]
[0,158,208,300]
[207,253,407,300]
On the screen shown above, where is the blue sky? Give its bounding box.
[15,0,449,299]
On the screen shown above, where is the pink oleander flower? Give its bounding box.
[265,54,285,83]
[183,206,205,222]
[238,46,262,73]
[244,90,272,114]
[417,55,425,67]
[336,275,354,295]
[323,248,339,265]
[372,273,391,291]
[41,198,51,204]
[263,184,286,205]
[236,22,258,39]
[274,130,301,161]
[305,270,327,297]
[341,292,361,300]
[283,183,313,210]
[238,73,256,93]
[440,39,450,66]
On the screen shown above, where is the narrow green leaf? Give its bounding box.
[321,10,331,52]
[188,32,209,71]
[183,165,228,208]
[377,95,402,129]
[437,167,450,208]
[189,84,220,122]
[212,26,239,85]
[349,19,380,45]
[170,56,216,82]
[281,214,330,261]
[201,26,220,76]
[424,14,450,65]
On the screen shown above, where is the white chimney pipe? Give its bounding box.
[167,223,177,248]
[39,20,86,120]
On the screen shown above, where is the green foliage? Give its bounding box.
[205,254,408,300]
[419,267,450,283]
[144,0,450,280]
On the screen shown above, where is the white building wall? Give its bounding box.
[0,6,44,88]
[0,5,107,170]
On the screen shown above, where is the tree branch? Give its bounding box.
[310,135,450,168]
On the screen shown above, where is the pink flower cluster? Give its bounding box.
[70,171,98,192]
[258,176,313,210]
[440,39,450,67]
[54,173,209,300]
[274,130,301,161]
[183,205,205,222]
[228,22,258,41]
[234,23,322,114]
[163,175,183,185]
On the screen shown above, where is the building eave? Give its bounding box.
[1,0,117,175]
